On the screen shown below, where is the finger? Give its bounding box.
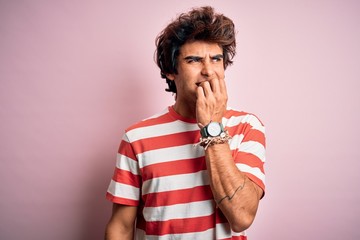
[201,81,213,97]
[218,77,227,95]
[196,85,205,99]
[209,78,220,94]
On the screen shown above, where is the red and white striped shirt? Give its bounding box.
[106,106,266,239]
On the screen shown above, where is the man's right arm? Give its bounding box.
[105,203,138,240]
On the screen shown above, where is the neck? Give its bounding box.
[173,101,196,120]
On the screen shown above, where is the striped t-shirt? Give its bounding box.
[106,106,266,239]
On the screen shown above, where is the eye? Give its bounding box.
[212,57,223,62]
[211,54,224,63]
[185,57,202,63]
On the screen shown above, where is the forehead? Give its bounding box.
[179,41,222,56]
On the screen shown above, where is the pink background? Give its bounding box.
[1,1,359,239]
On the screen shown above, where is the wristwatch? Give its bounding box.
[200,122,225,138]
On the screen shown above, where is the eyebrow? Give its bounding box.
[184,56,203,61]
[211,54,224,59]
[183,54,224,61]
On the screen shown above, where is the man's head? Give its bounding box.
[155,6,236,94]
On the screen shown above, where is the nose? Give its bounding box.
[201,61,214,78]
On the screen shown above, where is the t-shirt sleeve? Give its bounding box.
[106,133,141,206]
[233,114,266,194]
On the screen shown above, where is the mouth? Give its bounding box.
[195,81,206,87]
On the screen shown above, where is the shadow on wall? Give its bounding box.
[78,66,155,240]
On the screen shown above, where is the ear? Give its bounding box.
[166,73,175,81]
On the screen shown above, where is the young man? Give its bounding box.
[105,6,266,240]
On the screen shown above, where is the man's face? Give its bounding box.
[167,41,225,103]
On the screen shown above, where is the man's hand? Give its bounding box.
[196,78,228,128]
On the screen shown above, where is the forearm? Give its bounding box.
[205,143,261,232]
[105,221,134,240]
[105,204,137,240]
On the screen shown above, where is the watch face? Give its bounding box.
[207,122,222,136]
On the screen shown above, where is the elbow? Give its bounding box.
[230,212,255,233]
[230,222,251,233]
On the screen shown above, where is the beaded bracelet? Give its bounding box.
[194,130,232,150]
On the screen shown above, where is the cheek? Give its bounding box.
[216,67,225,78]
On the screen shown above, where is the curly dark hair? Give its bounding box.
[155,6,236,93]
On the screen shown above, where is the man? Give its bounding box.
[105,6,266,240]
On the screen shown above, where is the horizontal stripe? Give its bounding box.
[126,108,170,131]
[143,185,213,207]
[112,168,140,187]
[115,153,139,175]
[236,163,266,184]
[136,215,247,239]
[223,237,247,240]
[137,144,204,168]
[238,140,266,162]
[235,152,265,171]
[142,170,209,195]
[229,134,245,150]
[221,236,248,240]
[224,114,265,134]
[224,108,252,120]
[251,123,265,134]
[105,192,138,206]
[127,120,199,142]
[136,227,215,240]
[241,128,266,147]
[142,157,206,181]
[118,138,137,161]
[131,130,200,154]
[143,200,214,221]
[139,214,216,236]
[142,108,168,120]
[107,179,139,200]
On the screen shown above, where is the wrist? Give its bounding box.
[200,122,224,138]
[196,130,231,150]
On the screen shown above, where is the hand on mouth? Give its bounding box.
[195,80,210,87]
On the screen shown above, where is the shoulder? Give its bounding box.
[224,107,265,128]
[123,107,178,142]
[125,107,171,132]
